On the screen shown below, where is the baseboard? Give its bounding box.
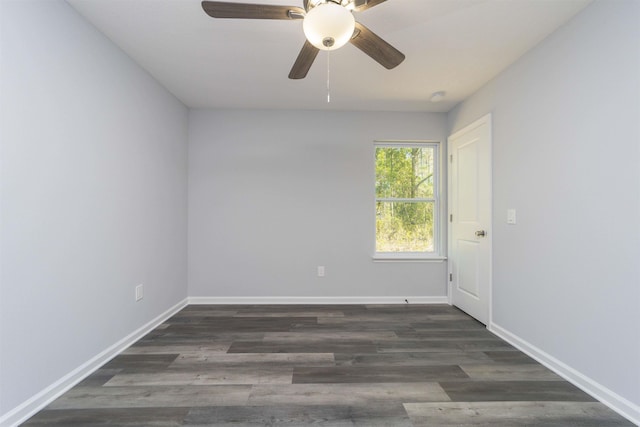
[489,322,640,426]
[0,298,189,427]
[188,296,449,305]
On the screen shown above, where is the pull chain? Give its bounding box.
[327,49,331,103]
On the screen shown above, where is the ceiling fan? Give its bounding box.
[201,0,405,79]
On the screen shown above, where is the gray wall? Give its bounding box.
[0,0,188,416]
[188,109,448,299]
[2,0,637,422]
[448,0,640,409]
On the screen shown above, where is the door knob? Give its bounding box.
[475,230,486,237]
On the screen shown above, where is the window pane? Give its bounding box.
[376,201,434,252]
[375,147,434,199]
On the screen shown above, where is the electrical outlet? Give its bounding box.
[317,266,325,277]
[135,284,144,301]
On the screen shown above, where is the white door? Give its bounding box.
[448,114,492,325]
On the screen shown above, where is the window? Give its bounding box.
[375,142,440,258]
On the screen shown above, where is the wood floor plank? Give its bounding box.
[100,354,179,372]
[363,304,454,314]
[74,369,121,387]
[376,339,515,353]
[135,331,265,346]
[334,351,495,367]
[171,308,238,317]
[262,331,398,342]
[233,304,363,313]
[404,402,635,427]
[320,313,433,323]
[233,310,346,318]
[393,329,501,340]
[47,385,252,409]
[247,383,451,406]
[484,350,539,364]
[123,344,231,355]
[104,367,293,386]
[183,404,413,426]
[295,323,415,334]
[425,313,477,321]
[292,365,468,384]
[22,407,190,426]
[170,352,335,367]
[316,316,415,326]
[410,320,488,330]
[227,341,378,354]
[440,380,596,402]
[459,363,563,381]
[194,317,318,332]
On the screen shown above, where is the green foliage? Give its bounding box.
[375,147,435,252]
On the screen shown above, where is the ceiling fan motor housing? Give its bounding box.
[323,37,335,47]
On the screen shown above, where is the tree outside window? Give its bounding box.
[375,143,439,254]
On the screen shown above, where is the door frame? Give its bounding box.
[447,113,493,325]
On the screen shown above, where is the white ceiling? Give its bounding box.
[67,0,591,112]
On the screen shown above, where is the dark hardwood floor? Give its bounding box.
[23,304,633,426]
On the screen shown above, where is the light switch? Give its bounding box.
[507,209,517,224]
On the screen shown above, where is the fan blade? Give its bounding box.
[289,40,319,79]
[353,0,387,12]
[350,21,405,69]
[202,1,305,19]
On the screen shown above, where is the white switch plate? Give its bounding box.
[507,209,517,224]
[135,284,144,301]
[317,266,325,277]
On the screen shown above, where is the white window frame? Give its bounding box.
[373,140,445,262]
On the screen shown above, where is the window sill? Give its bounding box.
[372,254,447,262]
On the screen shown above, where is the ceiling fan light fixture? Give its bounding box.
[303,2,355,51]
